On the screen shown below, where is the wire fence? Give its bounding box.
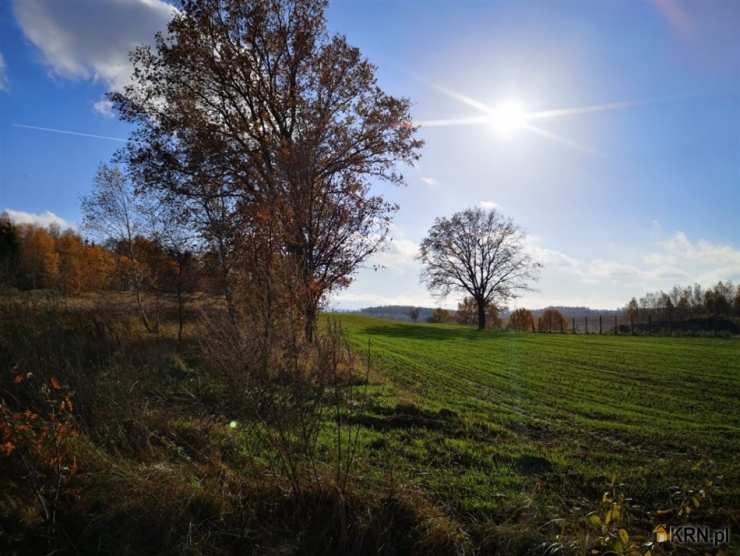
[534,312,739,335]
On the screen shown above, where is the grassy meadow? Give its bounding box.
[335,314,740,549]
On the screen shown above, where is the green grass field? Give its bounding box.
[334,314,740,544]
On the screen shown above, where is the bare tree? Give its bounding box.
[408,307,420,323]
[142,197,201,344]
[419,208,540,330]
[81,165,155,333]
[110,0,422,341]
[626,297,639,331]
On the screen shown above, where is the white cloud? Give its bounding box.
[647,232,740,284]
[521,231,740,308]
[419,176,438,186]
[93,99,114,117]
[0,52,8,91]
[3,209,75,230]
[371,237,419,269]
[364,225,420,272]
[479,200,498,210]
[334,230,740,311]
[328,291,440,310]
[13,0,176,91]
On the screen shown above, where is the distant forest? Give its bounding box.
[355,306,438,322]
[357,283,740,335]
[355,305,616,323]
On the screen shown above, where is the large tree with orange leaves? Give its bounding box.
[537,308,567,333]
[508,308,535,332]
[18,225,59,290]
[111,0,422,340]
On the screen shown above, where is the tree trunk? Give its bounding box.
[134,284,154,334]
[176,260,184,346]
[305,303,317,343]
[223,278,238,327]
[127,239,154,334]
[153,287,161,335]
[216,237,238,327]
[476,299,486,330]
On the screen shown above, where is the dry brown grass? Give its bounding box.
[0,292,471,555]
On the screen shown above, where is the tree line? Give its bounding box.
[625,281,740,321]
[421,297,504,328]
[419,279,740,335]
[0,211,204,298]
[623,281,740,335]
[425,304,563,333]
[0,204,209,340]
[0,216,112,293]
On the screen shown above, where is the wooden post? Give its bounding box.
[599,315,603,335]
[560,318,564,334]
[572,317,576,334]
[585,316,588,334]
[648,314,652,335]
[615,315,618,335]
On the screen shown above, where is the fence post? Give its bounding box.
[572,317,576,334]
[585,316,588,334]
[560,318,564,334]
[648,314,652,335]
[599,315,603,335]
[614,315,618,335]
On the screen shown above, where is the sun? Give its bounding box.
[490,100,527,135]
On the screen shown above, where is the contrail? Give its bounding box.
[12,123,127,142]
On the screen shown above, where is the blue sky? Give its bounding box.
[1,0,739,309]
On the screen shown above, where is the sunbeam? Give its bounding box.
[430,84,494,114]
[527,99,651,121]
[416,115,491,128]
[524,124,602,156]
[419,83,654,153]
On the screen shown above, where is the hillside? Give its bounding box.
[356,305,623,323]
[529,306,621,319]
[355,305,438,322]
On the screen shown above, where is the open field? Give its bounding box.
[336,314,740,546]
[2,298,739,554]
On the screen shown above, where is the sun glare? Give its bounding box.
[490,100,527,136]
